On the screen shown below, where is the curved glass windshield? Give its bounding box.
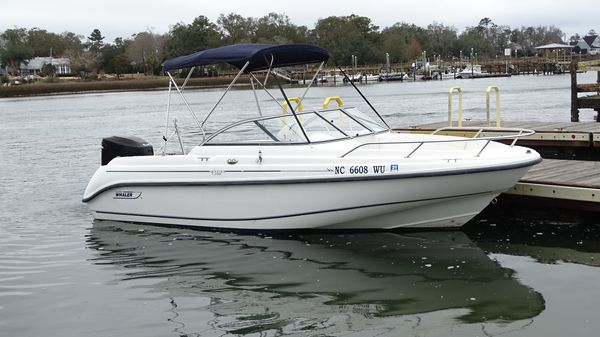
[206,107,386,144]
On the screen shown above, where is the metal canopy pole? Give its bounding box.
[269,55,310,143]
[181,66,195,91]
[166,72,205,141]
[299,61,324,103]
[162,80,173,155]
[337,66,390,130]
[263,55,274,87]
[201,61,250,129]
[250,77,263,117]
[249,73,285,110]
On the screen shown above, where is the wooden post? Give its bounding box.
[570,61,579,122]
[596,71,600,122]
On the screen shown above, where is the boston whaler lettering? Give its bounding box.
[83,44,541,229]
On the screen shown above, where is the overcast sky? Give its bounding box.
[1,0,597,42]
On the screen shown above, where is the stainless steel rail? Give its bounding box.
[340,127,535,158]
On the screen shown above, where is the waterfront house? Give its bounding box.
[19,57,72,76]
[575,35,600,55]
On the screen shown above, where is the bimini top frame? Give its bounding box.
[159,44,389,152]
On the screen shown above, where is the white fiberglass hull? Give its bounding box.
[83,140,539,230]
[88,182,499,230]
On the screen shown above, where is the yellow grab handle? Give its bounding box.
[283,97,303,114]
[448,87,463,127]
[322,96,343,109]
[485,86,501,127]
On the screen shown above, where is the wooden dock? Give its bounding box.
[397,121,600,160]
[396,121,600,211]
[398,120,600,147]
[505,159,600,211]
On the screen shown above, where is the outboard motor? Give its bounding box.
[101,136,154,165]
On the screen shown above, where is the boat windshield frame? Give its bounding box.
[203,107,389,145]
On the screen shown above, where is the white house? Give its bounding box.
[576,35,600,55]
[591,36,600,55]
[20,57,72,76]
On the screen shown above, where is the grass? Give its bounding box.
[0,76,256,98]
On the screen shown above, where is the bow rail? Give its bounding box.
[340,127,535,158]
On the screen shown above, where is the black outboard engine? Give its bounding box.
[101,136,154,165]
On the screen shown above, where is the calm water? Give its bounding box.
[1,74,600,336]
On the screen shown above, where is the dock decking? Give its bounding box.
[506,159,600,211]
[397,120,600,160]
[399,120,600,145]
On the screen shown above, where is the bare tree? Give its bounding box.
[126,30,167,74]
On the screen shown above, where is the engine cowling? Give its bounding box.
[101,136,153,165]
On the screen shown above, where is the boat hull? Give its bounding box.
[86,165,530,230]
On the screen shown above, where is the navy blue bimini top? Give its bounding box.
[162,44,329,72]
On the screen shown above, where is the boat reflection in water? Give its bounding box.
[88,221,544,335]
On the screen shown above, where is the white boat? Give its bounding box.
[363,74,381,82]
[379,72,408,81]
[83,44,541,230]
[343,73,363,83]
[456,64,485,79]
[319,71,343,83]
[433,67,458,80]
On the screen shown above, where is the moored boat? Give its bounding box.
[83,44,541,230]
[379,71,408,81]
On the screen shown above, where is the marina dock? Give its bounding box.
[396,121,600,211]
[389,60,600,211]
[505,158,600,211]
[399,120,600,155]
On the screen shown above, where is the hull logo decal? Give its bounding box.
[114,191,142,199]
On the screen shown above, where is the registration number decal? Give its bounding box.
[334,165,387,175]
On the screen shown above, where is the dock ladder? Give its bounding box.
[447,86,502,127]
[447,87,463,127]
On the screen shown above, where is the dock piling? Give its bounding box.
[571,59,600,122]
[571,61,579,122]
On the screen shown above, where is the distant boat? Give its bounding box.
[364,74,381,82]
[440,67,458,80]
[343,73,363,83]
[456,64,484,79]
[379,72,408,81]
[318,71,344,83]
[456,65,511,79]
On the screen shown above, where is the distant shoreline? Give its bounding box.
[0,77,249,98]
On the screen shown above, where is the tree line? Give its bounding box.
[0,13,577,77]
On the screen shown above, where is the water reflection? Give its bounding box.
[88,221,544,335]
[467,206,600,267]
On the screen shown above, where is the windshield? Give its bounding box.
[205,107,387,144]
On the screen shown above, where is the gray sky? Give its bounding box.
[1,0,597,42]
